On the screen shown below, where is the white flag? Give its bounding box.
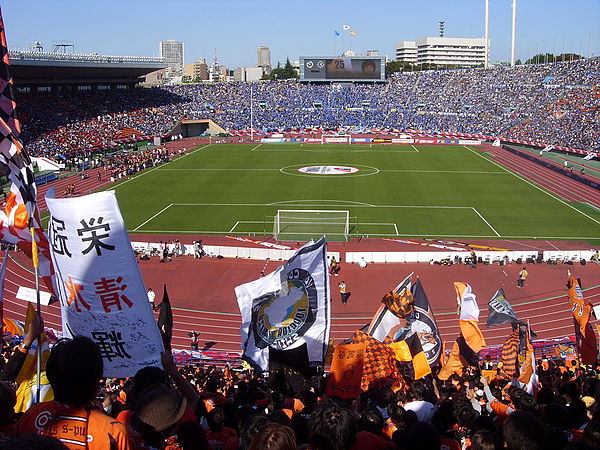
[366,272,412,342]
[235,238,330,372]
[46,190,163,378]
[583,152,597,161]
[541,145,553,153]
[342,24,350,30]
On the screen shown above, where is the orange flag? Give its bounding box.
[325,343,365,399]
[455,282,486,352]
[567,273,597,365]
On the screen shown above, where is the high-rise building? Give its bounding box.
[160,40,184,76]
[257,46,271,71]
[234,67,264,82]
[395,37,487,67]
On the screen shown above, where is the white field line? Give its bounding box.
[250,143,262,152]
[133,203,173,231]
[463,145,600,226]
[157,168,507,174]
[268,199,375,207]
[110,143,212,190]
[253,147,417,153]
[229,221,240,232]
[378,169,506,174]
[471,207,501,237]
[411,145,419,152]
[394,223,399,235]
[170,203,472,209]
[132,229,600,240]
[158,168,281,171]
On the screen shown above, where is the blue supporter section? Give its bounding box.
[34,172,58,186]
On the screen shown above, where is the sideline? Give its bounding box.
[463,145,600,226]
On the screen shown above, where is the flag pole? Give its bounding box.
[0,246,10,350]
[30,226,41,403]
[250,86,254,142]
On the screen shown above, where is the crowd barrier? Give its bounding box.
[542,250,595,263]
[346,249,595,264]
[131,241,339,262]
[131,241,594,265]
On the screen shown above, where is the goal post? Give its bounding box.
[321,135,352,145]
[273,210,350,242]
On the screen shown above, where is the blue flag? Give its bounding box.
[334,30,340,36]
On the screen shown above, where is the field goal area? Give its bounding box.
[273,210,352,242]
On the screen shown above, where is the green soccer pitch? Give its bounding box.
[111,142,600,242]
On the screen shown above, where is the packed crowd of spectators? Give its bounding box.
[101,147,178,181]
[17,58,599,159]
[1,318,599,449]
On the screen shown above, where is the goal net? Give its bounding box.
[273,210,350,242]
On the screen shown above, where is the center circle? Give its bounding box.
[298,165,360,175]
[280,164,379,177]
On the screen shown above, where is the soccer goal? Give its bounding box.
[321,135,352,145]
[273,210,350,242]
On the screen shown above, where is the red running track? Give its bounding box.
[483,145,600,210]
[3,250,599,359]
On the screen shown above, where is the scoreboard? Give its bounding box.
[300,56,385,82]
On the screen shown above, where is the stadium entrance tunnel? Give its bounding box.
[280,164,379,177]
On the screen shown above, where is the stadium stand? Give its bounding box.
[17,58,599,159]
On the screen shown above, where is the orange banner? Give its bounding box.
[481,369,496,382]
[325,343,365,399]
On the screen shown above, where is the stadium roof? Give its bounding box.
[9,51,166,87]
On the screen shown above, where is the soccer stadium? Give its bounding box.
[1,2,600,448]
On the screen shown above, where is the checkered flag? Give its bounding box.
[0,8,53,281]
[352,330,405,392]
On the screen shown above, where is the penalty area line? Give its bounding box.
[471,207,501,237]
[133,203,173,231]
[411,145,419,152]
[250,143,262,152]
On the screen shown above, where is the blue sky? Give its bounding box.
[3,0,600,67]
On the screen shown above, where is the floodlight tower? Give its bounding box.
[439,21,445,38]
[511,0,517,66]
[484,0,489,69]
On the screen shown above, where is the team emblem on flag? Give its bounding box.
[252,268,318,350]
[236,238,330,372]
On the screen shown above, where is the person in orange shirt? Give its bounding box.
[16,336,131,450]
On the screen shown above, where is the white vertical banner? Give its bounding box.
[235,238,330,372]
[45,189,163,377]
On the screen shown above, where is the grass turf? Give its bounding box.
[111,143,600,241]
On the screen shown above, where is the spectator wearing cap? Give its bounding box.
[131,383,188,448]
